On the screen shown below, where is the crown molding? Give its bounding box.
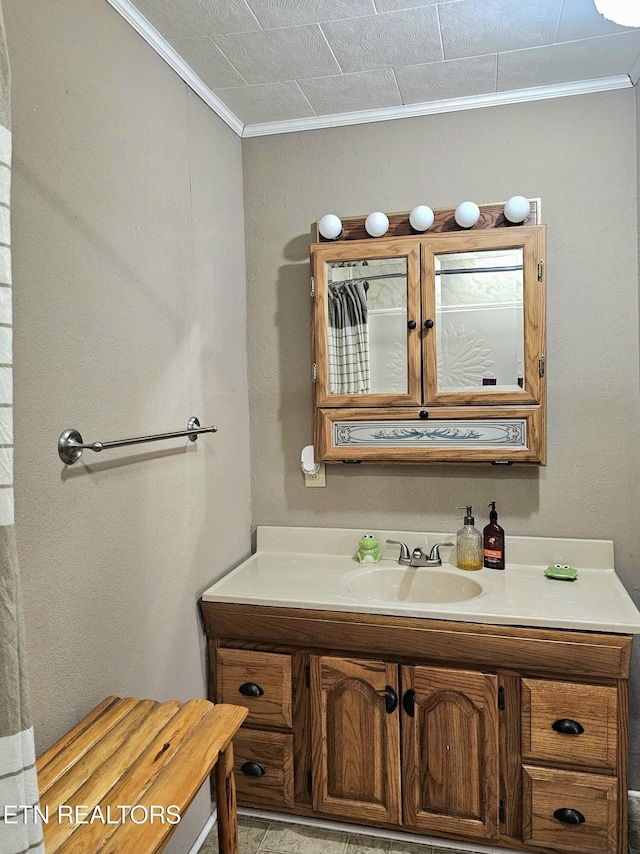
[104,0,245,137]
[241,76,632,137]
[104,1,632,140]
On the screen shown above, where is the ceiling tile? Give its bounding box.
[214,82,316,125]
[374,0,437,10]
[440,0,562,59]
[170,38,247,88]
[395,54,497,103]
[556,0,639,41]
[497,30,640,90]
[322,6,442,73]
[244,0,376,29]
[298,69,402,114]
[132,0,261,39]
[213,25,342,84]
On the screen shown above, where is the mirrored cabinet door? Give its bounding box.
[421,227,545,406]
[311,239,422,406]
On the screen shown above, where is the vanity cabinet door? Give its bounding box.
[421,226,546,407]
[311,239,423,408]
[309,655,402,825]
[401,665,500,840]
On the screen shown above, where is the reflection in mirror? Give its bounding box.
[327,257,408,395]
[435,249,524,393]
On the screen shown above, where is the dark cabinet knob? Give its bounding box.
[402,689,415,717]
[240,761,266,777]
[239,682,264,697]
[419,410,429,420]
[552,718,584,736]
[407,320,417,330]
[424,319,434,329]
[384,686,398,714]
[553,808,585,825]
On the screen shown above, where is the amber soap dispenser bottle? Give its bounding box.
[456,506,483,571]
[483,502,505,569]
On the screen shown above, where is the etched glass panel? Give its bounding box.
[434,249,524,393]
[333,419,527,448]
[327,257,407,395]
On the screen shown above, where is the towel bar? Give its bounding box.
[58,417,217,464]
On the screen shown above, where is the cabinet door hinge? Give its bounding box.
[498,686,505,710]
[310,276,315,297]
[312,363,317,383]
[499,800,506,824]
[305,666,310,688]
[539,355,545,378]
[538,260,544,282]
[307,771,312,794]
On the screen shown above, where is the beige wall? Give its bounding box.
[3,0,251,849]
[243,91,640,779]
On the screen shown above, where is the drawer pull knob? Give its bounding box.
[384,686,398,714]
[239,682,264,697]
[552,718,584,735]
[240,761,266,777]
[554,808,585,825]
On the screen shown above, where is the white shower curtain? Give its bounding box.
[0,5,45,852]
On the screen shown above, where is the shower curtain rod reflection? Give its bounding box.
[58,416,217,465]
[331,264,523,286]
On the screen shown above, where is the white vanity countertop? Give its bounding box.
[201,526,640,634]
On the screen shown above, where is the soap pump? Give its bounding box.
[483,502,505,570]
[455,506,483,571]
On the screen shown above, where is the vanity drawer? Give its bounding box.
[233,728,294,809]
[216,648,292,728]
[521,678,618,770]
[522,765,618,854]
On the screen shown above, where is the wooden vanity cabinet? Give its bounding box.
[200,602,632,854]
[310,204,547,465]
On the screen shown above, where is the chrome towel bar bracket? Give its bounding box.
[58,417,218,465]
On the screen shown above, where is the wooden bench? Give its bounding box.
[36,696,248,854]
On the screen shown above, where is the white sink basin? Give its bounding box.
[347,566,483,604]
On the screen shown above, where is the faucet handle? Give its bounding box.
[386,539,411,566]
[427,542,455,564]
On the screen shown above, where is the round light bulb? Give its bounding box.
[318,214,343,240]
[409,205,434,232]
[504,196,531,224]
[365,211,389,238]
[454,201,480,229]
[594,0,640,26]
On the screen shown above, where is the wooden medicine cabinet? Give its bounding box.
[310,203,546,465]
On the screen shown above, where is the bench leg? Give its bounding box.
[215,742,239,854]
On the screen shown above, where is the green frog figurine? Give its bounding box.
[356,534,382,564]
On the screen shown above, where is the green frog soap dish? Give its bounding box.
[357,534,382,564]
[545,563,578,581]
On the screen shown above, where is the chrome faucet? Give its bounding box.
[386,539,454,567]
[386,539,411,565]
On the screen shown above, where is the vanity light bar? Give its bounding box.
[316,199,539,242]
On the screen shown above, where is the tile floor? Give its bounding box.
[199,814,509,854]
[199,799,640,854]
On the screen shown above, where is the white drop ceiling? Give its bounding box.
[108,0,640,136]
